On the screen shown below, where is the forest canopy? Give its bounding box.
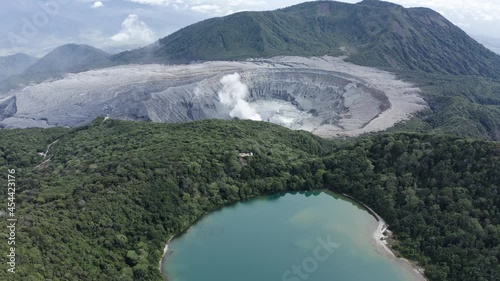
[0,118,498,281]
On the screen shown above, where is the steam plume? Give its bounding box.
[218,73,262,121]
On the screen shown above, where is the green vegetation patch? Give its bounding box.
[0,119,498,281]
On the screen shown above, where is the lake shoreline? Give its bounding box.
[340,193,427,281]
[159,235,175,277]
[158,192,293,277]
[372,214,427,281]
[159,190,428,281]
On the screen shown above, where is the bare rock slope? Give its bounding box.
[0,56,428,137]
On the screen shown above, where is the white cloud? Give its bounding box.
[125,0,500,21]
[91,1,104,8]
[380,0,500,38]
[336,0,500,37]
[191,4,223,14]
[387,0,500,21]
[455,22,471,28]
[127,0,171,5]
[126,0,267,16]
[121,0,500,37]
[111,14,155,44]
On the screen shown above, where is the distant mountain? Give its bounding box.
[23,44,111,79]
[112,0,500,78]
[473,35,500,55]
[1,44,112,91]
[0,53,37,81]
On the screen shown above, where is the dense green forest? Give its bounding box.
[0,119,498,281]
[389,72,500,140]
[1,2,498,280]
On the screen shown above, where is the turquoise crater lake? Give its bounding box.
[162,191,423,281]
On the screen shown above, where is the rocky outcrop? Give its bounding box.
[0,96,17,120]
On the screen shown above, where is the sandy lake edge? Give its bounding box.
[341,193,428,281]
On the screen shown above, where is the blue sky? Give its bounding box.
[1,0,499,56]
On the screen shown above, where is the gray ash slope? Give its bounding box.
[0,56,427,137]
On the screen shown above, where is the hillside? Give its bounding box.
[23,44,111,77]
[0,53,37,82]
[113,0,500,78]
[1,44,111,91]
[109,0,500,140]
[0,119,498,281]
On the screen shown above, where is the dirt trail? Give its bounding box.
[35,139,59,169]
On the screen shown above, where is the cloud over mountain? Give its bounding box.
[91,1,104,8]
[111,14,155,45]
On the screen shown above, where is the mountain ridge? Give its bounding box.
[23,44,111,76]
[1,44,111,91]
[110,0,500,140]
[112,0,500,78]
[0,53,37,82]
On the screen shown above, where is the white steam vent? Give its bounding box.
[218,73,262,121]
